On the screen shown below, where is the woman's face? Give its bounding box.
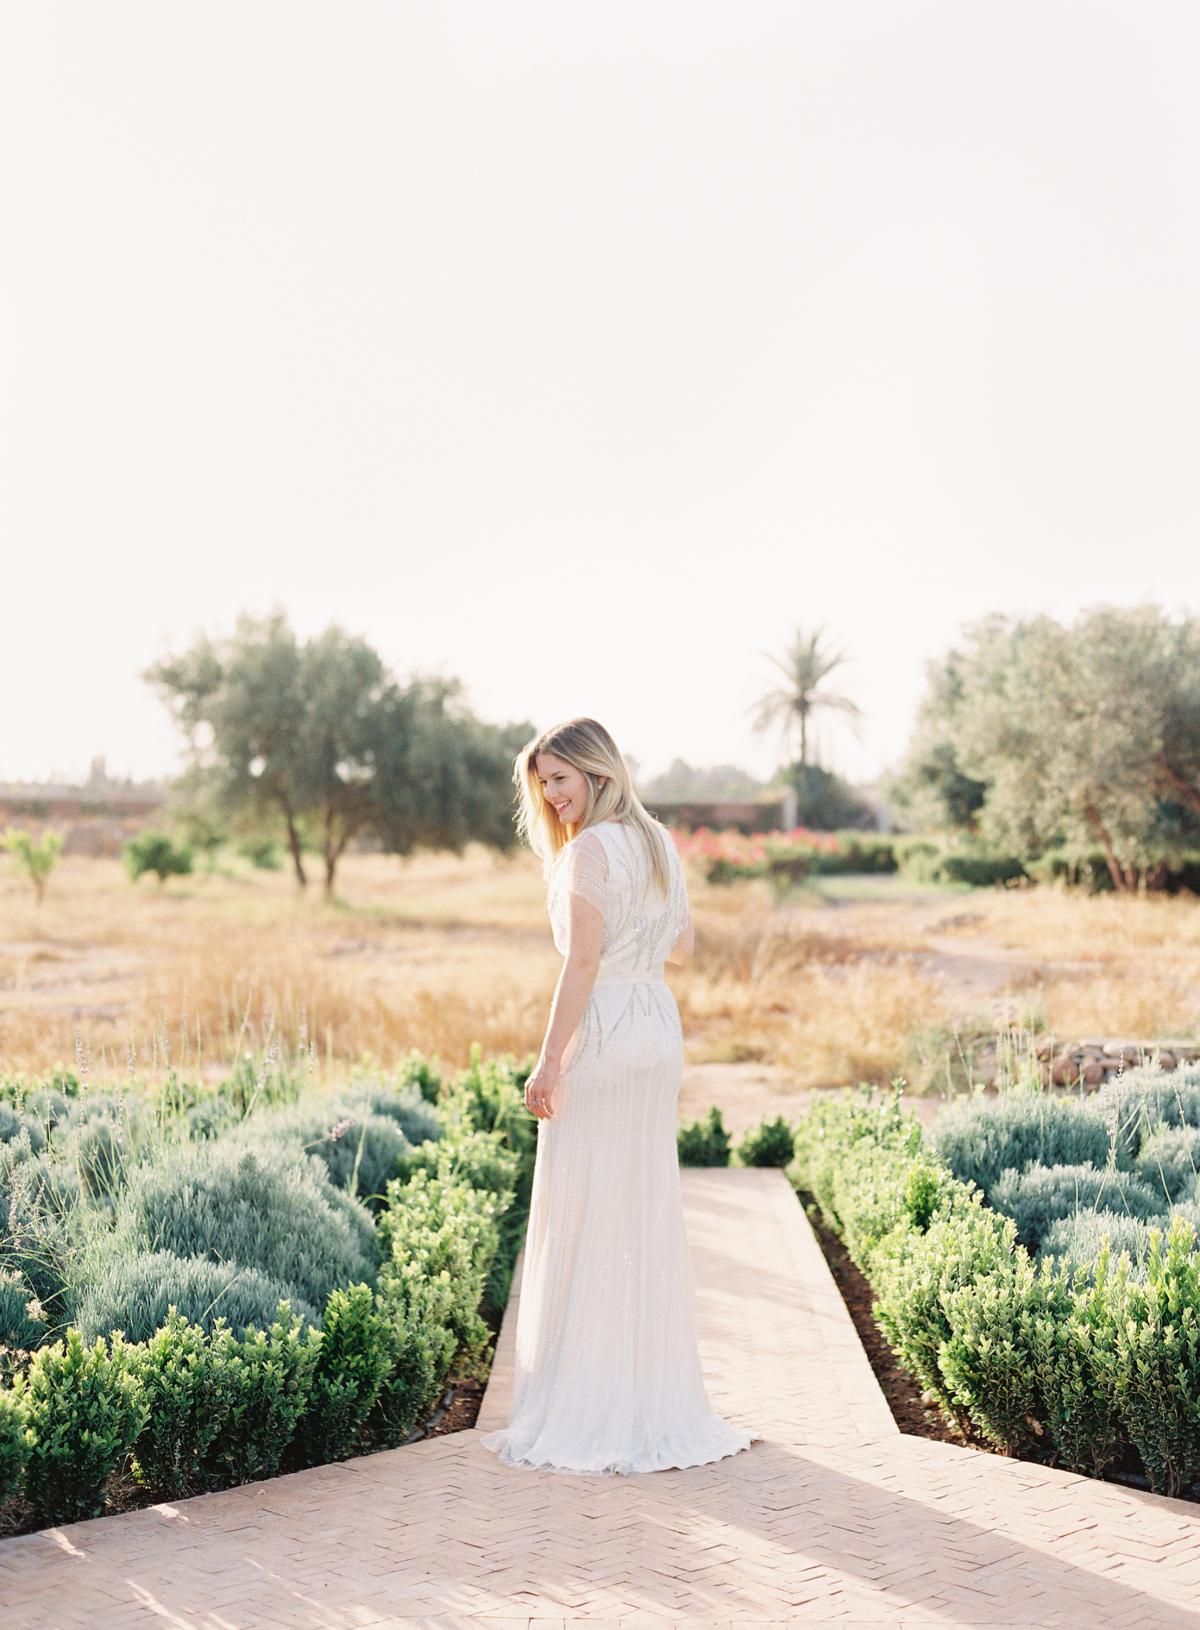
[535,751,597,825]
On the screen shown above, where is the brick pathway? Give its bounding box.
[3,1167,1200,1628]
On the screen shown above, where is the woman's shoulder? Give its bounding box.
[549,824,610,877]
[579,818,623,842]
[594,820,679,878]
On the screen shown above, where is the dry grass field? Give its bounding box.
[1,845,1198,1094]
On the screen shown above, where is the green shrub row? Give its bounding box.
[929,1068,1200,1252]
[990,1162,1164,1252]
[893,836,1027,888]
[931,1090,1117,1199]
[891,838,1200,894]
[0,1049,531,1532]
[800,835,899,877]
[1024,844,1200,895]
[1040,1203,1200,1279]
[0,1057,447,1349]
[674,1105,796,1168]
[703,833,899,890]
[790,1083,1200,1497]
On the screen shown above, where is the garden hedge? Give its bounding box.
[789,1075,1200,1497]
[0,1049,532,1532]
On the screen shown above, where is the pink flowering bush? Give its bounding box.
[670,825,895,888]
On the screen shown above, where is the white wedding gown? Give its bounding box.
[478,817,760,1477]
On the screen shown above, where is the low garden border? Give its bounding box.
[0,1047,535,1536]
[787,1075,1200,1501]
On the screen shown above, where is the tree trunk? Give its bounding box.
[322,807,363,899]
[283,807,307,887]
[1083,804,1129,892]
[1153,756,1200,819]
[323,804,336,898]
[1137,862,1168,893]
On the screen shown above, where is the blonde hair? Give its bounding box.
[514,715,673,898]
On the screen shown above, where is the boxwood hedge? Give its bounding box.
[791,1079,1200,1497]
[0,1049,531,1532]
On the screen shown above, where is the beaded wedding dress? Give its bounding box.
[478,817,760,1477]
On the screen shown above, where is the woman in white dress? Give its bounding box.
[478,716,761,1477]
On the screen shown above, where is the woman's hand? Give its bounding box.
[525,1057,561,1119]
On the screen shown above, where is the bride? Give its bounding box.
[477,715,761,1476]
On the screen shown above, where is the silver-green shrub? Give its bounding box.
[235,1105,413,1209]
[0,1265,49,1349]
[1134,1126,1200,1205]
[990,1162,1163,1252]
[20,1086,74,1132]
[1094,1064,1200,1162]
[184,1096,239,1142]
[58,1115,132,1205]
[0,1105,46,1153]
[931,1093,1117,1200]
[348,1081,442,1148]
[73,1249,316,1343]
[0,1141,81,1307]
[1038,1208,1155,1279]
[113,1142,379,1312]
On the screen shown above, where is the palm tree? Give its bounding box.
[748,625,864,767]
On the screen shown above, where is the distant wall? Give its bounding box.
[644,784,892,834]
[641,798,790,835]
[0,785,165,857]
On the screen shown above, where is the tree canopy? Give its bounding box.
[883,604,1200,889]
[144,610,529,894]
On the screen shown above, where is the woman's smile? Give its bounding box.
[535,749,597,823]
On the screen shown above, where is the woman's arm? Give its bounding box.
[526,832,607,1119]
[537,892,603,1073]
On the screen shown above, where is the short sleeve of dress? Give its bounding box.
[676,888,692,940]
[668,837,691,939]
[566,830,608,917]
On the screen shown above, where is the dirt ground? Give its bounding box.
[674,888,1037,1138]
[679,1057,946,1135]
[3,854,1197,1099]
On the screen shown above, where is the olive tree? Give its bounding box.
[888,604,1200,890]
[144,610,525,896]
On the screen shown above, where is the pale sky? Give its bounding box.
[3,4,1198,790]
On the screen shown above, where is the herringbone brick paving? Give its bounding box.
[2,1167,1199,1628]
